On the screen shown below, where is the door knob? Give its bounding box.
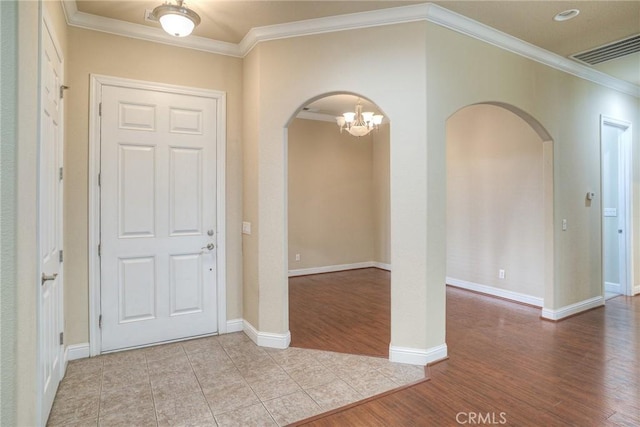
[201,243,215,251]
[41,273,58,285]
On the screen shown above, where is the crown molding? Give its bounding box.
[61,1,639,98]
[237,4,430,55]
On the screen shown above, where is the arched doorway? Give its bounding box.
[446,102,554,312]
[285,93,392,357]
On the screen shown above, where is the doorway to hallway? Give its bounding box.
[601,115,633,298]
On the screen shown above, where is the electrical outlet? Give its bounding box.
[295,254,301,262]
[562,219,567,231]
[499,269,505,279]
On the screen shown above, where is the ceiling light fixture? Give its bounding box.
[553,9,580,22]
[336,99,383,137]
[153,0,201,37]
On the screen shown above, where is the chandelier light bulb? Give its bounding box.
[343,112,356,123]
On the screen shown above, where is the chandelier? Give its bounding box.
[153,0,201,37]
[336,100,383,137]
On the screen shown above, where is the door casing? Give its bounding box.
[88,75,227,355]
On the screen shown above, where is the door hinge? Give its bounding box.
[59,85,69,100]
[98,243,101,257]
[98,173,101,187]
[59,332,64,345]
[99,315,103,329]
[99,102,102,116]
[59,250,63,263]
[59,167,63,181]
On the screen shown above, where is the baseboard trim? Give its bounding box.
[446,277,543,307]
[634,285,640,296]
[288,261,391,277]
[541,296,605,321]
[66,343,90,361]
[243,320,291,349]
[373,262,391,271]
[605,281,622,293]
[226,318,244,333]
[389,344,448,366]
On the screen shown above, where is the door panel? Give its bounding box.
[170,147,203,235]
[100,85,218,352]
[118,256,156,322]
[118,144,156,238]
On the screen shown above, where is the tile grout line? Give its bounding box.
[145,349,160,427]
[182,342,220,426]
[95,357,105,426]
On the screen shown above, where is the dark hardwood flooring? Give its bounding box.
[289,268,390,358]
[290,269,640,426]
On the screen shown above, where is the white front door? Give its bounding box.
[39,17,64,423]
[100,85,218,352]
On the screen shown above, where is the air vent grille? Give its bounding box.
[571,34,640,65]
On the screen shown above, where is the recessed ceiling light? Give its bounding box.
[554,9,580,22]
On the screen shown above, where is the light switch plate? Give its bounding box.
[242,221,251,235]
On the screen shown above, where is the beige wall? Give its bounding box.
[64,27,244,345]
[15,2,40,425]
[244,18,639,354]
[241,46,260,327]
[373,123,391,265]
[243,22,436,350]
[447,104,544,299]
[425,22,639,311]
[288,118,375,269]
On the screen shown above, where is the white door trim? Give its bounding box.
[600,115,633,297]
[88,75,227,356]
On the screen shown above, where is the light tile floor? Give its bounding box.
[48,333,426,426]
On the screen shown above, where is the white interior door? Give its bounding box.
[601,116,632,297]
[100,85,218,352]
[39,17,64,424]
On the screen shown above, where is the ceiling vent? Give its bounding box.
[570,34,640,65]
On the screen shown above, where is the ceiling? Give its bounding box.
[73,1,639,114]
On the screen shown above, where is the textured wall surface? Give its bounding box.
[1,1,18,425]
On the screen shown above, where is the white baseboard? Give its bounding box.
[389,343,447,366]
[288,261,391,277]
[541,296,604,321]
[66,343,90,362]
[373,262,391,271]
[446,277,544,307]
[226,318,244,333]
[243,320,291,349]
[634,285,640,296]
[288,261,375,277]
[605,281,621,293]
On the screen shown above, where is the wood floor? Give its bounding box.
[290,268,640,426]
[289,268,390,358]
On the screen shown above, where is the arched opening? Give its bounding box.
[285,92,392,357]
[446,103,554,312]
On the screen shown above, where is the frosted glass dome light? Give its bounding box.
[153,0,201,37]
